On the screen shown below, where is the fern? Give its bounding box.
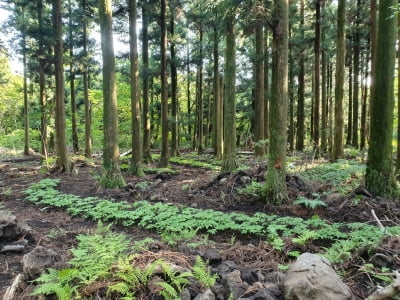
[31,268,78,300]
[192,256,218,288]
[157,281,179,300]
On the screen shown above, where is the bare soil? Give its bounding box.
[1,155,399,299]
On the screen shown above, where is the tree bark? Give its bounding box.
[365,0,397,196]
[21,6,29,156]
[68,0,79,154]
[159,0,169,167]
[170,6,180,157]
[264,0,288,203]
[82,0,92,158]
[352,1,361,148]
[331,0,345,161]
[313,0,321,156]
[99,0,124,187]
[129,0,144,176]
[254,24,265,157]
[213,20,223,159]
[296,0,305,152]
[37,0,47,157]
[221,16,237,172]
[53,0,69,171]
[196,28,204,154]
[142,1,152,163]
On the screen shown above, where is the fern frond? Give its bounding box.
[157,281,178,300]
[192,256,218,287]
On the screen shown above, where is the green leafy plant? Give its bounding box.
[24,179,400,266]
[192,256,218,288]
[293,195,327,210]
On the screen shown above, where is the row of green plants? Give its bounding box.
[32,222,217,300]
[23,179,400,264]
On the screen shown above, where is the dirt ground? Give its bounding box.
[1,155,399,299]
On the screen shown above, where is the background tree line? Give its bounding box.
[0,0,398,200]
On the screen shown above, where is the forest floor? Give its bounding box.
[0,150,400,299]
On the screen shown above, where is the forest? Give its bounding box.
[1,0,400,299]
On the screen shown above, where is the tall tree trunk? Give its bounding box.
[296,0,305,151]
[346,55,353,145]
[360,50,369,150]
[186,32,192,145]
[196,29,204,154]
[332,0,345,161]
[22,6,29,156]
[129,0,144,176]
[328,61,333,152]
[313,0,321,156]
[221,16,237,172]
[159,0,169,167]
[213,21,223,159]
[53,0,69,171]
[264,0,288,203]
[397,16,400,172]
[68,0,79,153]
[370,0,377,109]
[288,37,294,152]
[352,1,360,148]
[254,24,265,156]
[82,0,92,158]
[264,28,270,148]
[37,0,47,157]
[365,0,397,196]
[321,18,327,153]
[99,0,124,187]
[170,6,180,157]
[142,1,152,162]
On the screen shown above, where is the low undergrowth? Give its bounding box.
[23,178,400,266]
[32,222,217,300]
[298,159,365,194]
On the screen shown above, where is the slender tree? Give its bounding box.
[159,0,169,167]
[331,0,345,161]
[212,18,223,159]
[129,0,144,176]
[365,0,397,196]
[142,0,152,162]
[82,0,92,158]
[170,3,180,157]
[68,0,79,153]
[264,0,288,203]
[254,21,265,157]
[53,0,69,171]
[296,0,305,152]
[312,0,321,156]
[352,0,361,148]
[221,13,237,172]
[99,0,124,187]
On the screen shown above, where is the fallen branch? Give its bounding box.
[371,209,385,232]
[3,273,23,300]
[367,270,400,300]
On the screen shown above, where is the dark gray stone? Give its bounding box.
[202,248,222,266]
[23,246,60,280]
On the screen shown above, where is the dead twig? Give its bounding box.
[367,270,400,300]
[371,209,385,232]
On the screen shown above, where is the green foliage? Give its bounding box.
[299,159,366,194]
[192,256,218,288]
[293,195,327,210]
[236,181,263,198]
[169,155,221,170]
[24,179,400,265]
